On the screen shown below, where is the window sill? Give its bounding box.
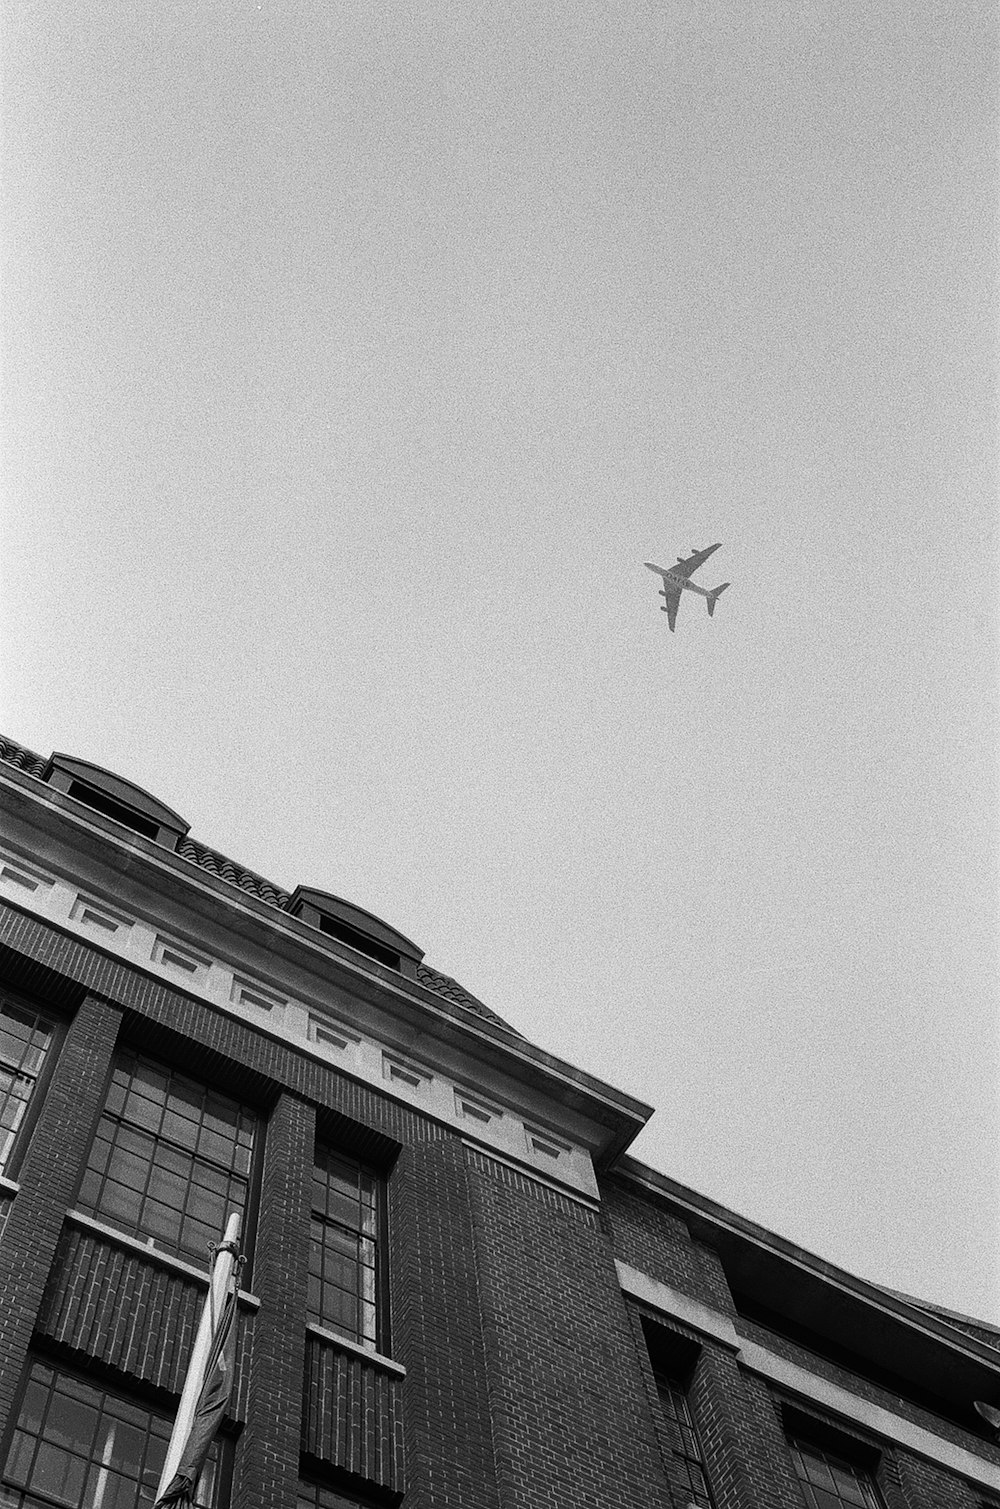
[65,1209,261,1309]
[305,1322,405,1378]
[0,1175,20,1196]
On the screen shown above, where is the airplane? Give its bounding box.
[644,545,729,632]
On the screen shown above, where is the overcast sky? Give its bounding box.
[2,1,997,1321]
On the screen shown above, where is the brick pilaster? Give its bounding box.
[389,1136,500,1509]
[690,1351,803,1509]
[465,1148,668,1509]
[894,1451,982,1508]
[0,991,121,1431]
[233,1091,315,1509]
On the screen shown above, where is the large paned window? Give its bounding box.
[654,1370,716,1509]
[308,1147,381,1350]
[0,1359,222,1508]
[0,996,56,1175]
[76,1049,256,1267]
[788,1437,884,1509]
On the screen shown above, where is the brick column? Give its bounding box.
[465,1148,668,1509]
[234,1091,315,1509]
[692,1352,804,1509]
[0,991,121,1431]
[389,1137,500,1509]
[894,1452,982,1509]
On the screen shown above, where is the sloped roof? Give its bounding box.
[0,733,522,1039]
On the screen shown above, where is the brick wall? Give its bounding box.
[600,1175,735,1314]
[464,1148,669,1509]
[0,990,121,1425]
[235,1092,315,1509]
[389,1138,500,1509]
[1,900,999,1509]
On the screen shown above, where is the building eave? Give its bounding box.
[614,1155,1000,1412]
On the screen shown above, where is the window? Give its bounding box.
[316,914,401,971]
[77,1050,256,1268]
[654,1370,716,1509]
[66,780,161,840]
[309,1147,382,1351]
[0,996,56,1175]
[787,1437,884,1509]
[1,1359,223,1508]
[296,1480,376,1509]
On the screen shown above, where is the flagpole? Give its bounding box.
[155,1212,241,1503]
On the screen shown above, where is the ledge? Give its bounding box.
[305,1322,406,1378]
[0,1176,20,1197]
[616,1261,740,1351]
[618,1258,1000,1495]
[65,1210,261,1309]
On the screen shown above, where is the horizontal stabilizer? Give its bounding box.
[706,583,729,618]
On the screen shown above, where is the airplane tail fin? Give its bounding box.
[706,583,729,618]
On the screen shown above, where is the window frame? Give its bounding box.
[296,1476,381,1509]
[781,1408,886,1509]
[0,1355,232,1509]
[652,1364,717,1509]
[0,990,64,1182]
[74,1047,262,1277]
[308,1144,387,1355]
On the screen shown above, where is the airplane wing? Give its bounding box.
[644,565,683,631]
[670,543,722,580]
[661,584,682,632]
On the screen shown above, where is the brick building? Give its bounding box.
[0,730,998,1509]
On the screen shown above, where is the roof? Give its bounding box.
[0,733,523,1039]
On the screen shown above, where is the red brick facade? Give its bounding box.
[1,739,999,1509]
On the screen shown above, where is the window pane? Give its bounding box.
[42,1396,98,1455]
[100,1182,143,1226]
[77,1052,256,1264]
[28,1441,87,1504]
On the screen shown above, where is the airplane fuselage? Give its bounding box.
[661,571,712,598]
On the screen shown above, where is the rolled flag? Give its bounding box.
[154,1215,243,1509]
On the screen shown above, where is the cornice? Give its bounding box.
[0,759,651,1166]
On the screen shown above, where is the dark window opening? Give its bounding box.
[653,1369,716,1509]
[67,781,161,841]
[297,1477,384,1509]
[316,915,401,971]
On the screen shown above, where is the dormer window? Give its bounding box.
[65,781,160,840]
[288,887,424,979]
[42,754,190,850]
